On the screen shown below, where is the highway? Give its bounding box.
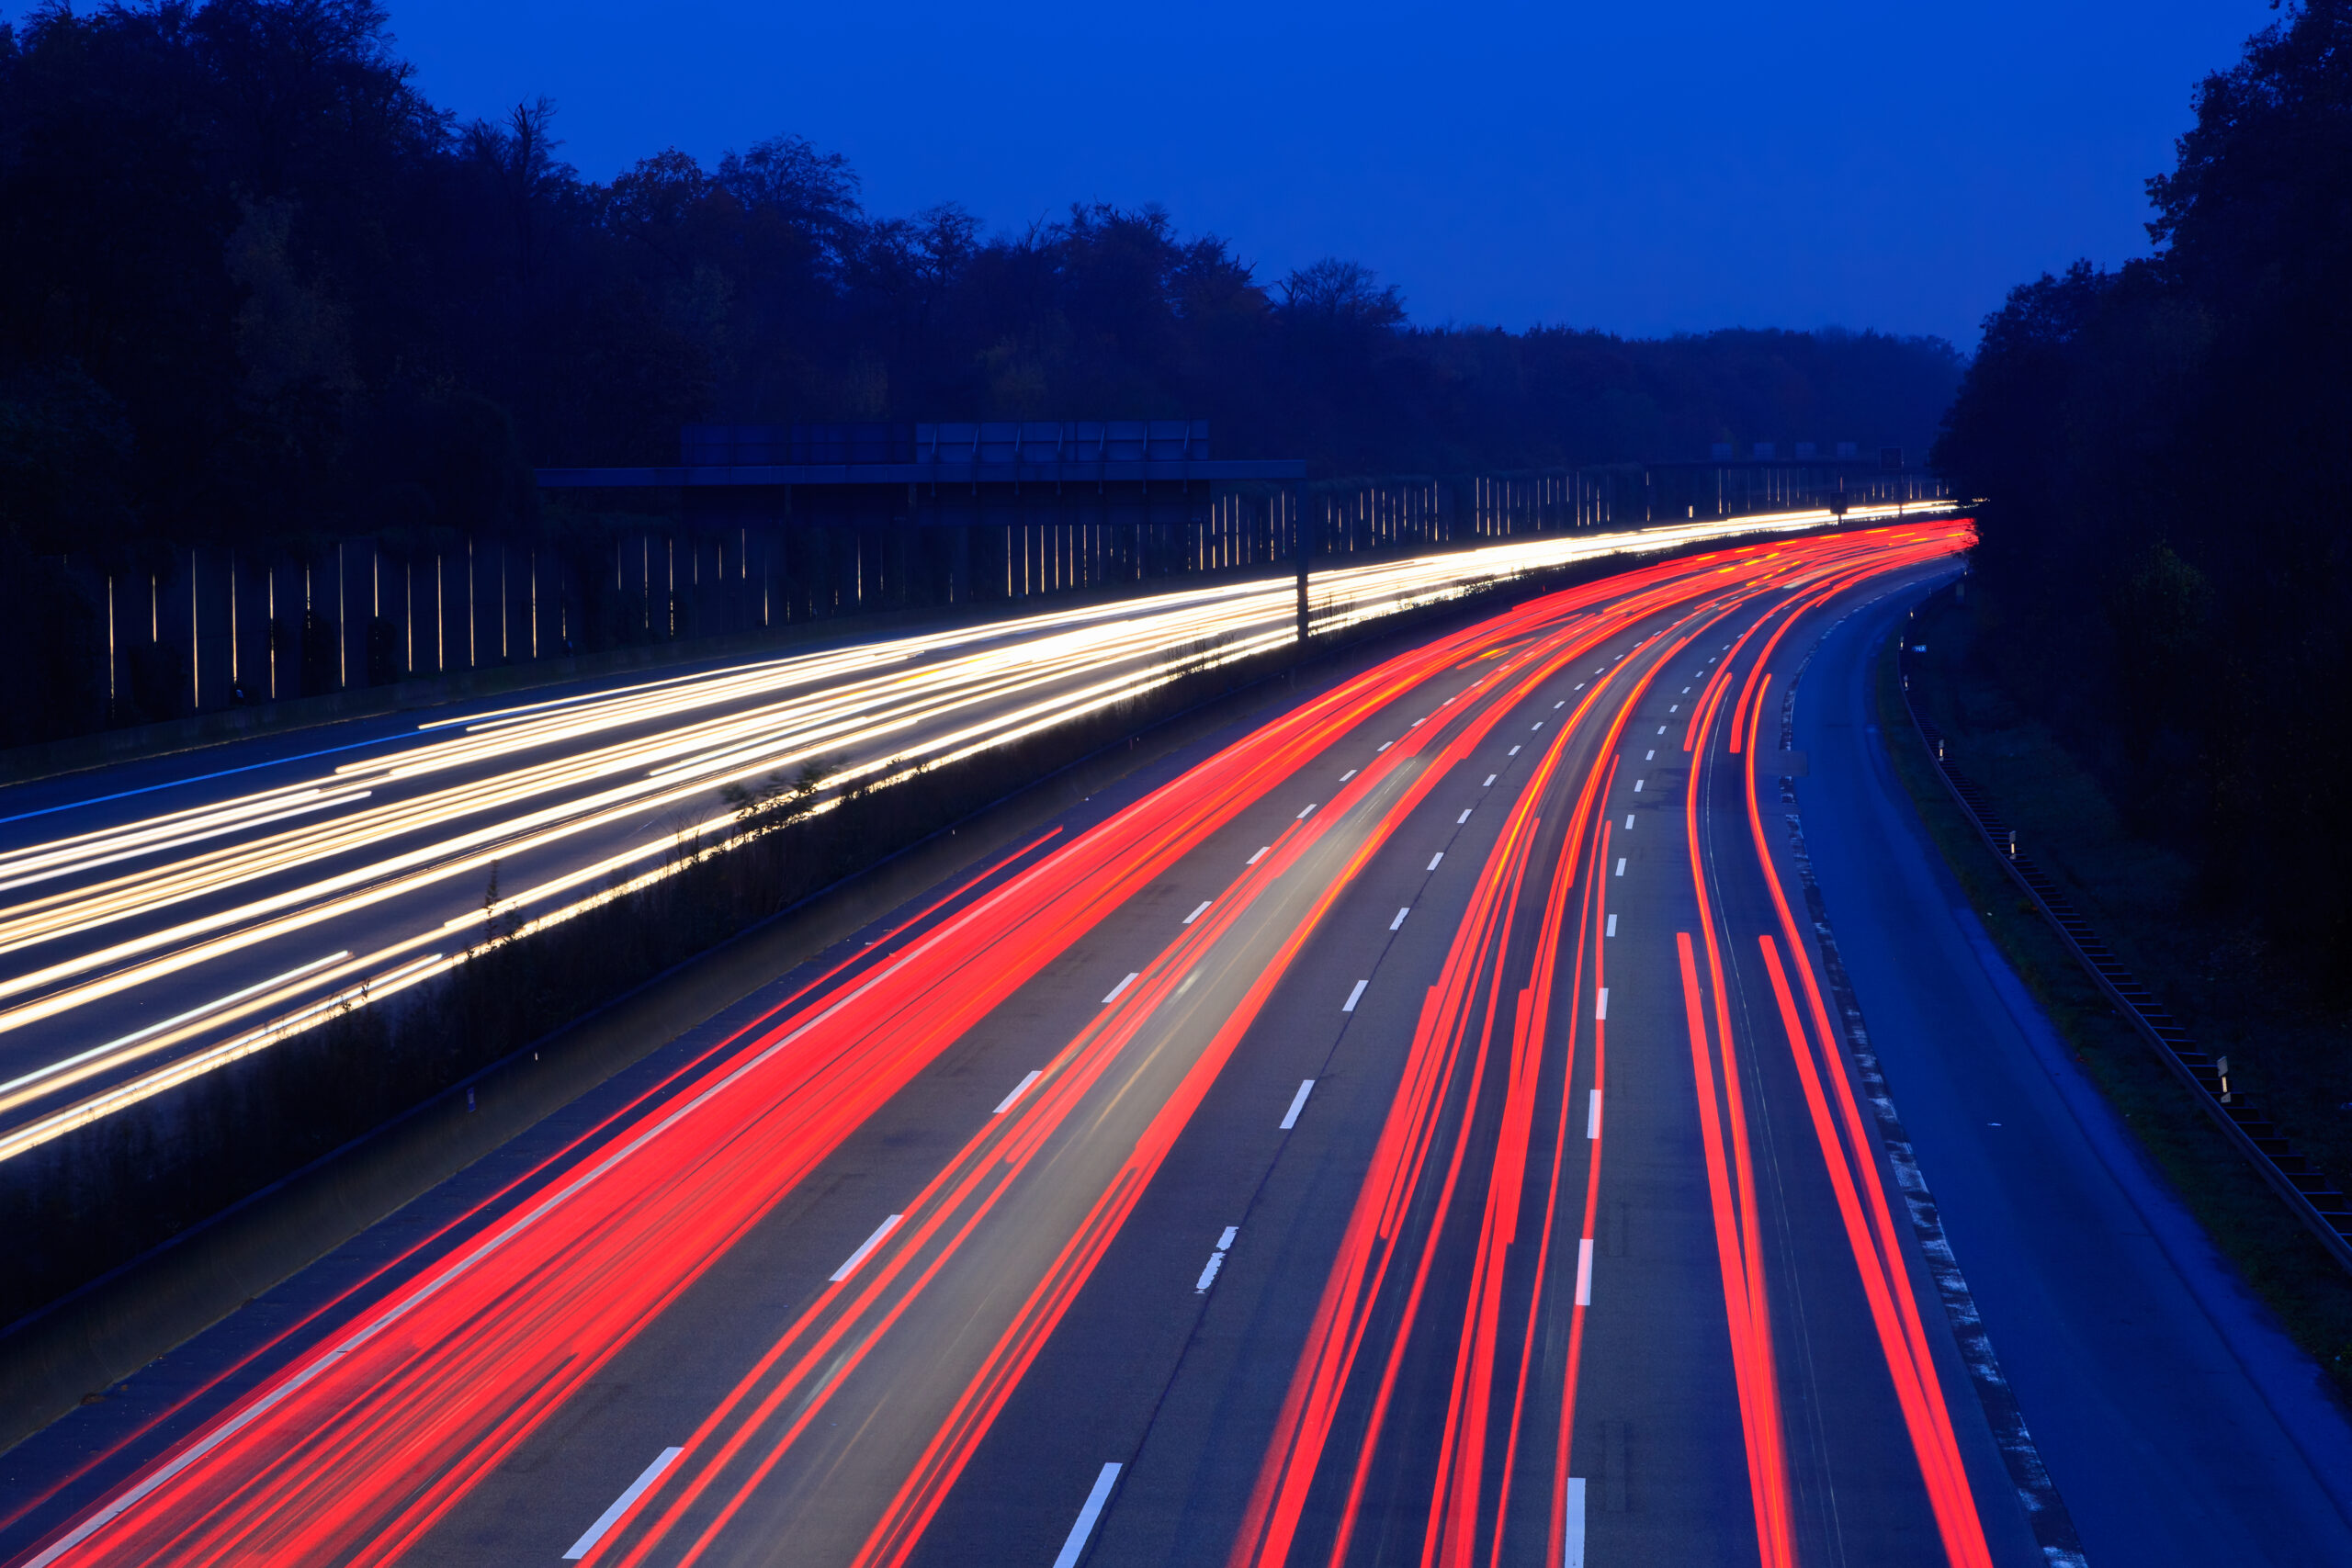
[0,519,2061,1566]
[0,506,1941,1165]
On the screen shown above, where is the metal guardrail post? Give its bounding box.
[1896,588,2352,1273]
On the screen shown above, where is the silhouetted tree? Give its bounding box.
[1938,0,2352,976]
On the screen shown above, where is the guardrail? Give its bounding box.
[1895,595,2352,1274]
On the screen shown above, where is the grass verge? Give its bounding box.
[1874,598,2352,1401]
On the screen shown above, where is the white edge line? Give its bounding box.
[1051,1462,1124,1568]
[562,1447,684,1559]
[1280,1078,1317,1129]
[830,1213,903,1282]
[994,1069,1044,1115]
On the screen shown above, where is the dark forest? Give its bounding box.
[0,0,1961,570]
[1938,0,2352,976]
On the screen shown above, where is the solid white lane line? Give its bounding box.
[1562,1476,1588,1568]
[1052,1463,1124,1568]
[1427,852,1444,871]
[1390,907,1409,931]
[1102,972,1140,1004]
[1614,858,1626,877]
[1484,774,1496,786]
[1576,1237,1595,1305]
[1587,1089,1602,1140]
[563,1447,684,1559]
[1295,803,1317,821]
[1457,808,1473,824]
[1183,901,1212,925]
[1340,769,1358,782]
[830,1214,903,1282]
[1281,1078,1317,1129]
[994,1070,1043,1114]
[1595,987,1610,1021]
[1248,846,1269,865]
[1342,981,1368,1013]
[1605,913,1617,937]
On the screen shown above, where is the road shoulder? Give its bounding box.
[1792,582,2352,1566]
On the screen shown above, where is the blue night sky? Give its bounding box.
[386,0,2272,346]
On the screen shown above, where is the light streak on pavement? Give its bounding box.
[1,521,2032,1568]
[0,505,1955,1161]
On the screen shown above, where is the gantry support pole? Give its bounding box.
[1294,483,1312,646]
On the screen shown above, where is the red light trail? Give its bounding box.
[11,522,1985,1568]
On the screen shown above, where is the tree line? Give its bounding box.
[1936,0,2352,977]
[0,0,1961,574]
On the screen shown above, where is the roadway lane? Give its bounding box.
[1791,581,2352,1564]
[0,508,1951,1167]
[1087,535,2034,1568]
[3,523,2018,1567]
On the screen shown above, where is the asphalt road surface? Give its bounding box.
[0,510,1924,1167]
[9,516,2342,1566]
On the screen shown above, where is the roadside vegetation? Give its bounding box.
[1879,601,2352,1401]
[1935,1,2352,998]
[1919,0,2352,1395]
[0,2,1962,749]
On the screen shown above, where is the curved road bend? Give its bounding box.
[0,518,2197,1568]
[0,512,1933,1165]
[1792,583,2352,1565]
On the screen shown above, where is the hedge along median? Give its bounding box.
[0,517,1859,1354]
